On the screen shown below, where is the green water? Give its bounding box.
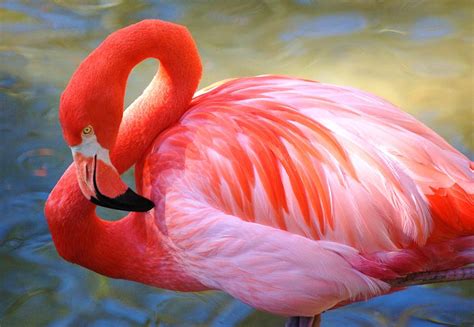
[1,1,473,326]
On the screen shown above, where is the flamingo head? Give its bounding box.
[58,81,154,213]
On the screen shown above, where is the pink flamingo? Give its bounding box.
[45,20,473,326]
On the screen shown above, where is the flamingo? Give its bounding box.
[44,20,473,326]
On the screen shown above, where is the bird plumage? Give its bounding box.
[135,74,473,315]
[45,20,473,321]
[146,75,472,248]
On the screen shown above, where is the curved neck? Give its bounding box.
[45,20,204,290]
[73,19,202,172]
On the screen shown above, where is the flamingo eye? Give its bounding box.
[82,125,94,136]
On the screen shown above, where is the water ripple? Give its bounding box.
[410,17,455,41]
[281,12,368,41]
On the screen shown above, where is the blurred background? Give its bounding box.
[0,1,473,326]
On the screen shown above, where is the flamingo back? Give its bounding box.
[144,75,473,253]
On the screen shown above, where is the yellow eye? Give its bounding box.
[82,125,93,136]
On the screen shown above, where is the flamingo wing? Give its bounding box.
[142,75,473,252]
[145,186,389,316]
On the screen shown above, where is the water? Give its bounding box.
[1,1,473,326]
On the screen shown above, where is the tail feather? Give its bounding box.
[354,236,474,280]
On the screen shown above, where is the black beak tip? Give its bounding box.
[117,188,155,212]
[91,188,155,212]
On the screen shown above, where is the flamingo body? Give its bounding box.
[45,20,474,320]
[137,75,473,315]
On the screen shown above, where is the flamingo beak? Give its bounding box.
[71,139,154,212]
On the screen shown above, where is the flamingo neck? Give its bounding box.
[45,20,204,291]
[68,19,202,171]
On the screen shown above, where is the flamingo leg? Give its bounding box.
[389,266,474,287]
[285,314,321,327]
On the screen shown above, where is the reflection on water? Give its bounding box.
[1,1,473,326]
